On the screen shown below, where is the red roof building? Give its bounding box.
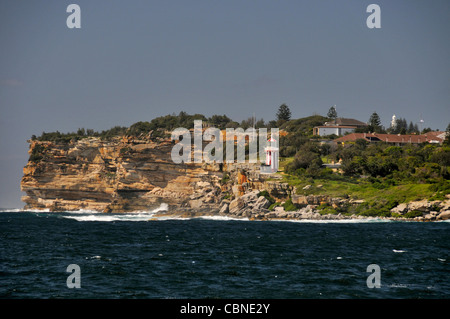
[335,132,446,145]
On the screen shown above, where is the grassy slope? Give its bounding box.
[277,156,439,216]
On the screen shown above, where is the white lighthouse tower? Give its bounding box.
[261,137,279,174]
[390,114,397,130]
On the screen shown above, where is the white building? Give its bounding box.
[313,118,368,137]
[313,125,357,136]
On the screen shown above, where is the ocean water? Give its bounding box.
[1,208,449,299]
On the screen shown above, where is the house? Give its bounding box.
[313,125,358,137]
[335,131,446,146]
[313,118,368,136]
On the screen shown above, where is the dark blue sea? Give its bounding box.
[1,209,449,299]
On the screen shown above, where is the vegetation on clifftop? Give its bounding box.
[29,106,449,218]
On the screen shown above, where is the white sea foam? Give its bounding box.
[196,215,250,221]
[276,217,392,224]
[0,208,51,213]
[60,203,169,222]
[389,283,408,288]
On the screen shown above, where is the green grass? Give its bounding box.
[280,166,436,204]
[285,175,434,203]
[269,152,448,217]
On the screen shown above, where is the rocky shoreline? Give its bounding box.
[21,137,449,222]
[161,189,450,222]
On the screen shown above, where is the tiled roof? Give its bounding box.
[314,125,357,129]
[335,132,446,144]
[324,118,368,127]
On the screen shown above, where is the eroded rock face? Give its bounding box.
[21,137,223,212]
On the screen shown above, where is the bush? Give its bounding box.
[358,207,381,217]
[29,144,45,162]
[128,121,153,136]
[318,205,338,215]
[29,153,43,162]
[220,172,230,185]
[403,210,423,219]
[282,199,298,211]
[268,202,281,211]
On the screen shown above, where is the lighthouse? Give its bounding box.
[390,114,397,130]
[260,136,279,174]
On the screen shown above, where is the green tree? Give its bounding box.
[77,128,86,136]
[327,105,337,123]
[286,142,322,176]
[368,112,382,133]
[209,114,233,129]
[276,104,292,122]
[394,117,407,134]
[444,123,450,146]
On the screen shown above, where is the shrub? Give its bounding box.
[29,144,45,162]
[403,210,423,219]
[282,199,298,211]
[318,206,338,215]
[220,172,230,185]
[268,202,281,211]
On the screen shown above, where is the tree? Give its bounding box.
[77,128,86,136]
[209,114,232,129]
[445,123,450,146]
[395,118,407,134]
[368,112,382,133]
[406,121,419,134]
[327,105,337,123]
[276,104,291,122]
[286,142,323,176]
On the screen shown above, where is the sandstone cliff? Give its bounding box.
[21,136,223,212]
[22,135,448,221]
[20,136,291,214]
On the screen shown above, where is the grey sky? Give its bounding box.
[1,0,449,208]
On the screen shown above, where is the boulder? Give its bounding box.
[408,199,431,212]
[240,190,259,204]
[203,191,216,203]
[265,212,277,218]
[229,198,246,215]
[242,207,253,218]
[253,196,270,210]
[219,203,229,215]
[273,206,287,218]
[437,210,450,221]
[440,199,450,211]
[189,199,204,209]
[349,199,365,205]
[391,203,408,214]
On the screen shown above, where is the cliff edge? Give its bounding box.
[21,136,225,213]
[21,134,450,221]
[21,135,291,215]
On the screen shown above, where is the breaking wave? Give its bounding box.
[60,203,169,222]
[277,217,393,224]
[1,206,449,223]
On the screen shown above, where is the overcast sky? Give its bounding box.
[1,0,449,208]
